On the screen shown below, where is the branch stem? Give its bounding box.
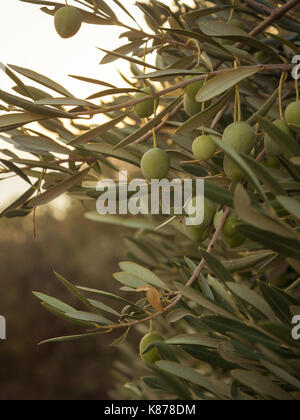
[73,63,294,117]
[96,208,231,332]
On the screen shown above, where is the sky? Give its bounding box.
[0,0,147,97]
[0,0,178,208]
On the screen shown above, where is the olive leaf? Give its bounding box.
[195,67,259,103]
[27,168,90,208]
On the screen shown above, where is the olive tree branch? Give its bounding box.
[213,0,300,68]
[73,63,294,117]
[247,0,300,38]
[92,207,231,333]
[72,1,299,119]
[135,99,184,144]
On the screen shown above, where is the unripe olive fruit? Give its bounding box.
[139,332,163,364]
[192,135,217,161]
[186,197,216,228]
[222,213,239,237]
[141,148,170,180]
[285,101,300,132]
[214,211,246,248]
[134,87,155,118]
[223,214,245,248]
[184,94,203,117]
[264,119,294,157]
[184,73,206,117]
[223,155,245,181]
[185,73,205,100]
[183,224,209,243]
[173,220,208,243]
[54,6,82,39]
[223,122,256,154]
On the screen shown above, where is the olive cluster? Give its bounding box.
[183,198,246,249]
[136,85,300,250]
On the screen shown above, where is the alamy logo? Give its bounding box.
[0,315,6,340]
[292,56,300,80]
[292,316,300,341]
[96,172,205,226]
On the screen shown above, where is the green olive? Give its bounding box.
[223,122,256,155]
[141,148,170,180]
[223,122,256,154]
[181,198,216,242]
[183,224,209,243]
[264,119,294,157]
[222,213,239,237]
[186,197,216,228]
[54,6,82,39]
[139,332,164,364]
[223,155,245,181]
[134,87,156,118]
[184,94,203,117]
[185,73,206,100]
[192,135,217,161]
[173,220,208,243]
[215,211,246,248]
[223,214,245,248]
[184,72,206,117]
[285,101,300,133]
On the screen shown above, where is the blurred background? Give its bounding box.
[0,203,129,399]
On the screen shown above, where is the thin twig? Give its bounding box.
[249,0,300,38]
[92,207,231,333]
[73,63,294,117]
[135,99,184,144]
[214,0,300,67]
